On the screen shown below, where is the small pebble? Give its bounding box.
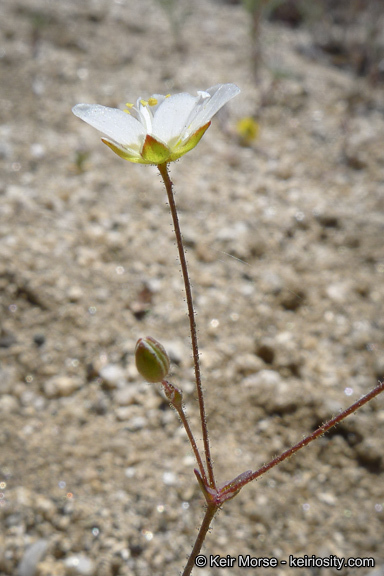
[244,370,301,413]
[33,333,46,347]
[99,364,126,389]
[17,539,48,576]
[43,376,82,398]
[64,554,95,576]
[0,394,19,413]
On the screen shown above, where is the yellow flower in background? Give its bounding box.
[236,116,259,147]
[72,84,240,165]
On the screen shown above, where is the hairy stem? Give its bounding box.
[178,406,208,484]
[158,162,216,489]
[162,380,208,485]
[181,504,218,576]
[237,380,384,492]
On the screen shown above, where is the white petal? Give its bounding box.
[136,101,153,133]
[151,93,199,147]
[72,104,146,149]
[196,90,210,99]
[184,83,240,138]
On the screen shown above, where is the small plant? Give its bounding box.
[71,148,90,174]
[153,0,190,50]
[72,84,384,576]
[241,0,286,75]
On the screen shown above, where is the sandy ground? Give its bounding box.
[1,1,384,575]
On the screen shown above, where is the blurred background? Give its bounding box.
[1,1,384,575]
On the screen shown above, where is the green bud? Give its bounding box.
[135,336,170,383]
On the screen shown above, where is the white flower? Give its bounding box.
[72,84,240,165]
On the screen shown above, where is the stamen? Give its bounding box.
[148,97,158,106]
[140,99,148,106]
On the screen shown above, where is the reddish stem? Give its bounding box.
[234,380,384,493]
[158,162,216,490]
[162,380,208,485]
[181,381,384,576]
[181,504,218,576]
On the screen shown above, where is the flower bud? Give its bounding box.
[135,336,170,383]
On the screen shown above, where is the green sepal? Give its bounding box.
[101,138,143,163]
[170,121,211,162]
[141,135,171,164]
[162,380,183,409]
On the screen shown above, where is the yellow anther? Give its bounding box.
[140,99,148,106]
[148,97,158,106]
[125,102,134,108]
[165,94,171,98]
